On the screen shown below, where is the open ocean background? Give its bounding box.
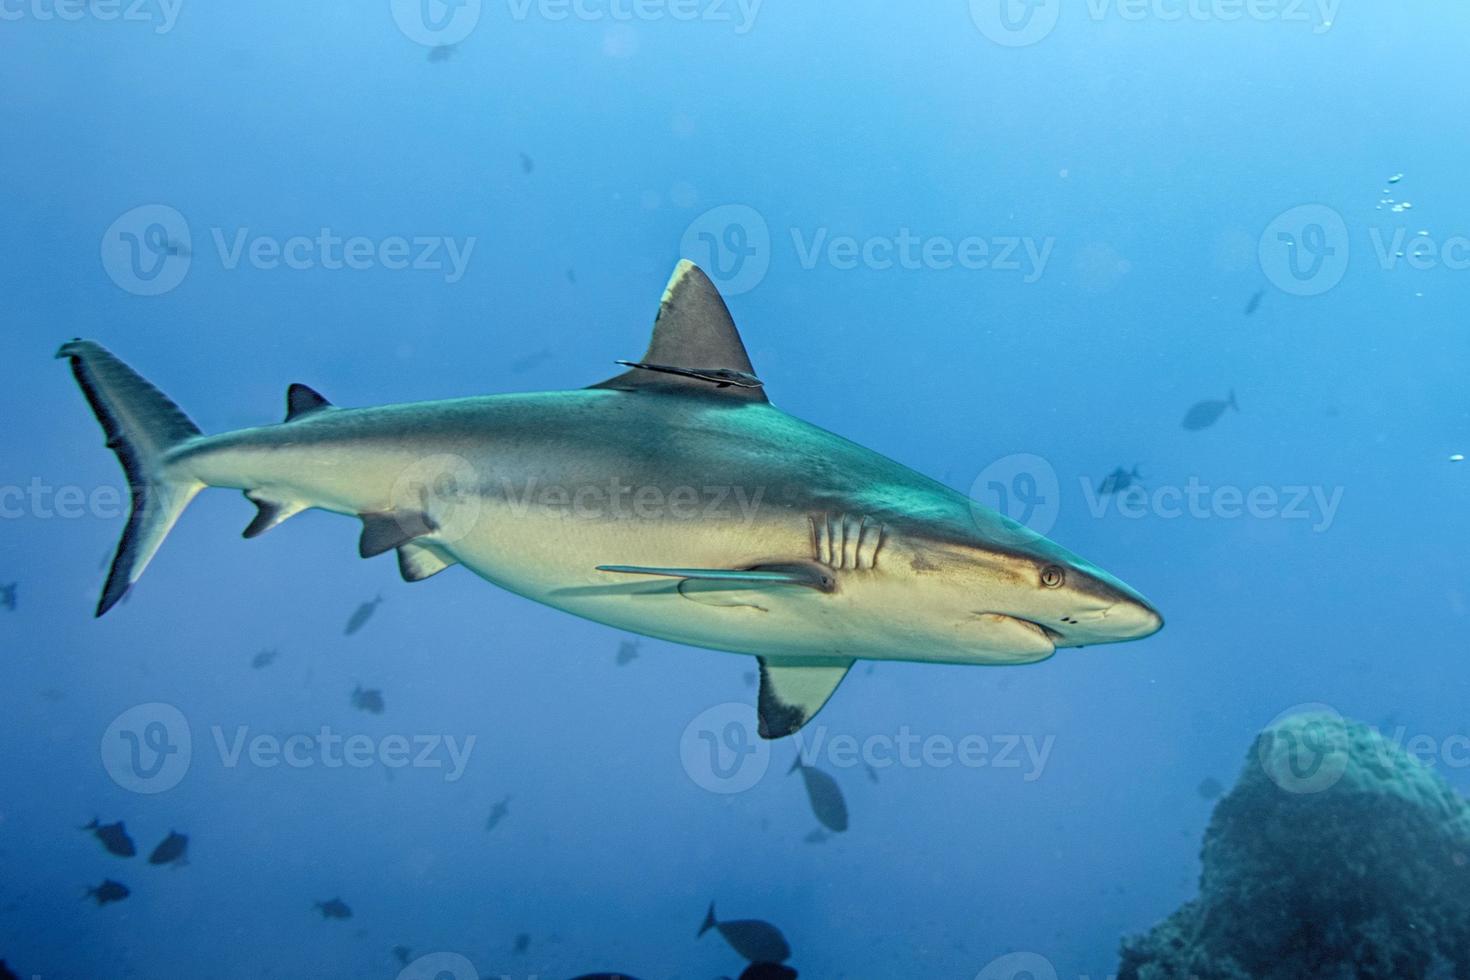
[2,2,1468,977]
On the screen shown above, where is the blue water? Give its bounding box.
[3,3,1469,978]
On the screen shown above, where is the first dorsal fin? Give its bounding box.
[285,383,333,422]
[591,261,768,403]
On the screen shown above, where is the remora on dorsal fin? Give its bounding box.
[285,383,333,422]
[757,656,854,739]
[590,261,768,403]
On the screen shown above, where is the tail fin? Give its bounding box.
[56,340,205,616]
[698,901,717,937]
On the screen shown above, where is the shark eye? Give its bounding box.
[1040,565,1065,589]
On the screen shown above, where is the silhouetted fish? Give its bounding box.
[509,349,552,374]
[85,879,130,906]
[1182,391,1238,431]
[739,965,798,980]
[788,757,849,832]
[427,43,455,62]
[83,819,136,857]
[698,902,791,964]
[566,268,577,284]
[519,152,534,174]
[392,945,412,966]
[1097,465,1143,497]
[315,898,352,919]
[615,639,640,666]
[802,828,829,844]
[1197,777,1224,800]
[485,795,511,831]
[148,830,188,866]
[513,932,530,954]
[351,685,385,714]
[0,583,15,611]
[1244,289,1265,316]
[343,595,382,636]
[251,647,278,669]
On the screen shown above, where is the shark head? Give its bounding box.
[853,501,1163,665]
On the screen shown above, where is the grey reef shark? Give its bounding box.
[57,261,1162,737]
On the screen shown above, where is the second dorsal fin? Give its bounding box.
[590,261,768,403]
[285,383,333,422]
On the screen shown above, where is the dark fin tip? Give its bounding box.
[285,383,333,422]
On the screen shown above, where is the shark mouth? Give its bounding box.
[974,612,1064,651]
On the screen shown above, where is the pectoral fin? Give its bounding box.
[595,564,834,592]
[757,657,854,739]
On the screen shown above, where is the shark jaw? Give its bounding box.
[57,260,1163,739]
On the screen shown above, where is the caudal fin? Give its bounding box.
[698,901,717,937]
[56,340,205,616]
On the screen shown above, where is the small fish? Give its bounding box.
[1243,288,1265,316]
[566,268,577,284]
[788,757,849,833]
[1182,391,1238,431]
[1197,777,1224,800]
[392,945,412,966]
[1097,465,1143,497]
[802,828,829,844]
[615,638,640,666]
[513,932,531,954]
[84,879,130,906]
[315,897,352,919]
[863,762,879,784]
[519,152,534,174]
[485,795,511,831]
[148,830,189,866]
[0,583,15,611]
[698,902,791,964]
[343,595,383,636]
[39,687,65,702]
[510,349,553,374]
[83,819,136,857]
[739,965,798,980]
[351,685,386,715]
[250,648,279,669]
[427,43,455,62]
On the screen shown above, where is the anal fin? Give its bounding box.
[242,492,307,539]
[757,657,853,739]
[397,541,457,582]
